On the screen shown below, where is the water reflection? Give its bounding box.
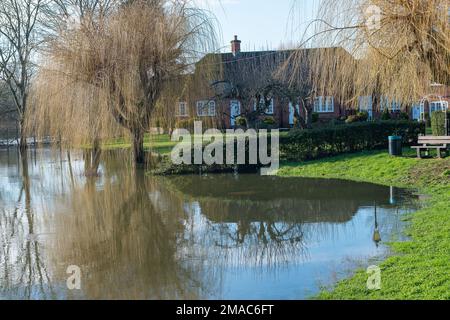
[0,152,55,299]
[0,148,417,300]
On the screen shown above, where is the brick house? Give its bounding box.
[174,36,449,129]
[174,36,353,129]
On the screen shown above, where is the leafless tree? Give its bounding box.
[29,0,217,164]
[0,0,46,152]
[210,51,293,129]
[0,81,17,119]
[290,0,449,109]
[41,0,119,35]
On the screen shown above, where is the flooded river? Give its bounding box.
[0,148,417,299]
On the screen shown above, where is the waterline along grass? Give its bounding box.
[96,134,177,155]
[278,149,450,300]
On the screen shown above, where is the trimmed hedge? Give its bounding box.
[431,111,449,136]
[151,139,269,175]
[280,120,425,161]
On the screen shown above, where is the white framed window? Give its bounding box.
[358,96,373,120]
[230,100,241,127]
[197,100,216,117]
[325,96,334,112]
[391,100,401,112]
[314,96,334,113]
[178,102,188,117]
[197,101,208,116]
[429,101,448,115]
[412,102,423,121]
[254,98,274,115]
[208,101,216,116]
[380,96,401,112]
[380,96,389,111]
[314,96,322,112]
[359,96,373,111]
[266,99,274,114]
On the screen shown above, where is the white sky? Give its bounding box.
[196,0,321,52]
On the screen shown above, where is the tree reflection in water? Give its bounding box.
[50,152,219,300]
[0,149,417,299]
[161,174,396,270]
[0,152,55,299]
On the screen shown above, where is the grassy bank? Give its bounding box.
[278,149,450,300]
[100,134,177,155]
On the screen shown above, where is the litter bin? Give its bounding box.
[389,136,402,156]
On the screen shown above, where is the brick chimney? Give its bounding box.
[231,35,241,57]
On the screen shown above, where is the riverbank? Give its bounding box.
[278,149,450,300]
[92,134,176,155]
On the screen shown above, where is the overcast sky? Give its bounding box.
[196,0,321,52]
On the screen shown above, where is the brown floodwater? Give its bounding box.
[0,148,418,300]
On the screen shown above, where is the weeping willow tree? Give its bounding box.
[290,0,449,110]
[28,0,216,164]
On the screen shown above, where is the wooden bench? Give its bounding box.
[412,136,450,158]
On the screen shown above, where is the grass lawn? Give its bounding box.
[101,134,177,155]
[100,131,289,156]
[278,149,450,300]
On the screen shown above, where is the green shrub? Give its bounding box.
[281,120,425,161]
[357,111,369,121]
[175,118,195,132]
[399,112,410,121]
[153,138,273,175]
[345,112,368,124]
[431,111,448,136]
[263,116,276,125]
[329,118,345,127]
[345,115,359,124]
[381,110,391,120]
[312,113,320,123]
[258,116,277,129]
[235,116,247,127]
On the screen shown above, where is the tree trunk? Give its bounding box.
[18,119,27,153]
[302,101,313,129]
[132,128,145,164]
[84,138,102,176]
[92,139,102,172]
[305,107,313,129]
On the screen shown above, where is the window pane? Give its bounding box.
[327,97,333,112]
[197,101,208,116]
[314,98,319,112]
[179,102,187,116]
[267,99,274,114]
[208,101,216,116]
